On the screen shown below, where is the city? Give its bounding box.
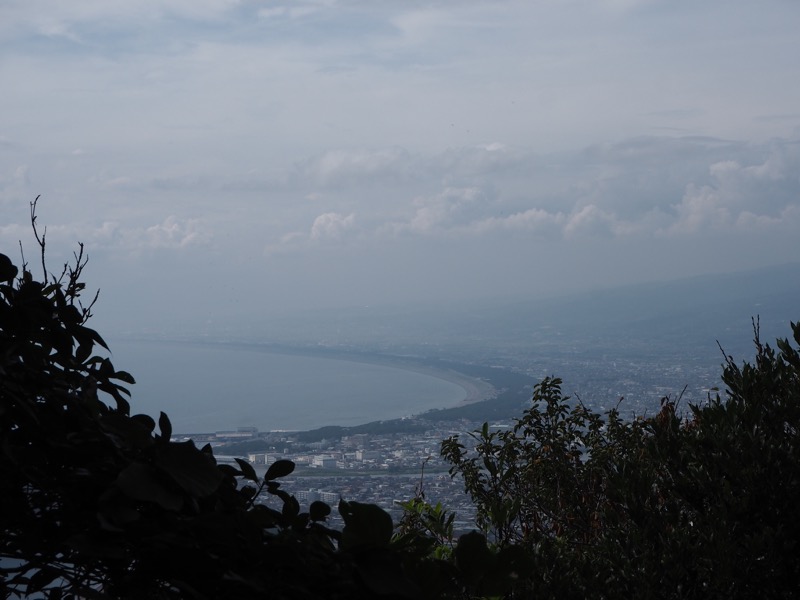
[175,346,726,532]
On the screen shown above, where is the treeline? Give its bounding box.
[2,240,799,598]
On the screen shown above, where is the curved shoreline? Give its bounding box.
[130,338,497,409]
[110,338,498,429]
[180,338,501,409]
[236,343,499,408]
[337,356,497,405]
[256,346,498,407]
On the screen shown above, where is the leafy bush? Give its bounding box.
[440,321,800,599]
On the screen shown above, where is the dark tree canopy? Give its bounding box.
[438,320,800,598]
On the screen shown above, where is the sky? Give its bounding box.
[1,0,799,337]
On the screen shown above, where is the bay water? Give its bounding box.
[106,339,466,433]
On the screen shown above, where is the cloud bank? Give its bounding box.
[1,0,799,329]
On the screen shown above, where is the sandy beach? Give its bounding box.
[390,363,496,405]
[302,351,498,406]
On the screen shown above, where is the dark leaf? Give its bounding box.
[158,411,172,441]
[310,500,332,522]
[116,462,183,511]
[0,253,18,282]
[63,304,82,324]
[239,485,258,501]
[130,413,156,433]
[217,464,240,478]
[454,531,491,584]
[102,412,155,449]
[156,441,224,497]
[75,340,92,364]
[265,459,295,481]
[90,327,109,350]
[114,370,136,384]
[235,458,259,482]
[27,565,62,593]
[353,548,420,599]
[339,501,393,548]
[281,493,300,520]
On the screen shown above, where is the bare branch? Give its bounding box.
[29,195,48,281]
[81,288,101,324]
[17,240,28,274]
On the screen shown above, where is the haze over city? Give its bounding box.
[2,0,799,337]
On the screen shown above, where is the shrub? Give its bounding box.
[441,321,800,598]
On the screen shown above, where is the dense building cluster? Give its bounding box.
[205,424,481,529]
[180,354,725,532]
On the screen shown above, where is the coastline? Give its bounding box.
[341,357,497,405]
[153,337,500,408]
[109,337,499,430]
[179,339,498,405]
[231,343,499,407]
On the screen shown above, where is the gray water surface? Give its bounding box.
[107,340,466,433]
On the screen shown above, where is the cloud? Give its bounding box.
[0,219,122,262]
[309,212,355,241]
[563,205,618,238]
[383,187,485,236]
[665,141,800,235]
[10,134,800,272]
[467,208,566,235]
[269,136,800,248]
[292,144,530,195]
[0,165,31,197]
[0,223,29,242]
[142,216,209,249]
[2,216,210,259]
[735,204,800,231]
[264,211,356,257]
[295,148,418,188]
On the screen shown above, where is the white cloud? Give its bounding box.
[563,205,618,238]
[310,212,355,241]
[735,205,800,231]
[265,135,800,247]
[143,216,209,249]
[666,142,800,235]
[0,165,30,192]
[467,208,566,235]
[668,183,732,233]
[388,187,483,235]
[296,148,417,188]
[0,223,29,242]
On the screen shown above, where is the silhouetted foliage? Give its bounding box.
[438,320,800,598]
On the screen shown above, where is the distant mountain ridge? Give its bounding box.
[247,262,799,364]
[488,262,800,354]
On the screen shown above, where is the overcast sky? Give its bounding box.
[2,0,799,335]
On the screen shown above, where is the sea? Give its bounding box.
[105,339,466,434]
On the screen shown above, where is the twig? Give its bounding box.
[29,195,48,281]
[17,240,27,273]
